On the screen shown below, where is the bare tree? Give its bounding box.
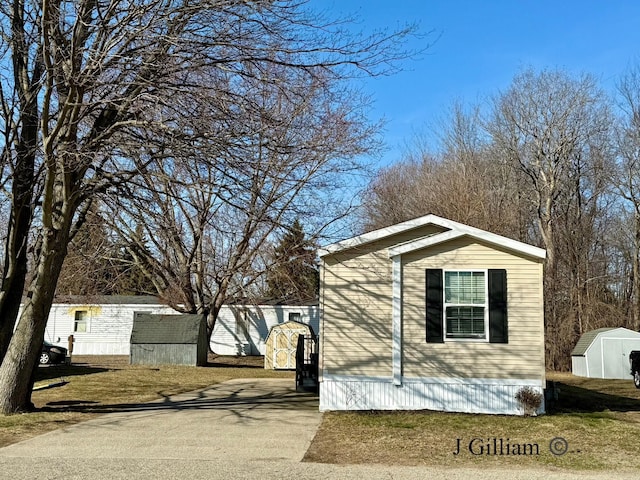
[361,102,532,240]
[107,59,376,347]
[0,0,418,412]
[488,68,614,369]
[612,64,640,331]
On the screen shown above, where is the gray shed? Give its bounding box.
[130,314,208,366]
[571,327,640,379]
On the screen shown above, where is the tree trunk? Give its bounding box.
[0,194,33,361]
[0,96,39,362]
[0,226,70,413]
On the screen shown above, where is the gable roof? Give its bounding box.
[571,327,640,356]
[319,214,546,260]
[130,314,205,344]
[570,328,615,356]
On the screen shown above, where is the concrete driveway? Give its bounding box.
[0,378,635,480]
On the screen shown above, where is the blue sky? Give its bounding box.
[315,1,640,167]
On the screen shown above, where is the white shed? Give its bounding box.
[571,327,640,379]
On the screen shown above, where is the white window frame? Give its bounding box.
[443,269,489,342]
[74,310,89,333]
[288,312,302,323]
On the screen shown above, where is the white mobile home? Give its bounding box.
[211,302,319,356]
[41,296,318,356]
[44,296,178,355]
[318,214,546,416]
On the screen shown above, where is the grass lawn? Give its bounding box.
[0,355,293,448]
[3,360,640,473]
[303,372,640,472]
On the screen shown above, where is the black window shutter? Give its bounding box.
[426,269,444,343]
[488,269,508,343]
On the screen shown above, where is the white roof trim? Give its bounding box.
[388,230,466,257]
[389,229,545,259]
[319,214,444,257]
[319,214,546,260]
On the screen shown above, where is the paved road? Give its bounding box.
[0,378,634,480]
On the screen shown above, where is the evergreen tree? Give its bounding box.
[57,213,155,296]
[266,220,319,303]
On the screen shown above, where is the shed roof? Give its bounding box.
[571,327,618,356]
[266,320,315,340]
[130,314,204,344]
[319,214,546,260]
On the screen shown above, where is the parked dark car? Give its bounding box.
[40,341,68,365]
[630,351,640,389]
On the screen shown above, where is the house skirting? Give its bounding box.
[319,374,545,415]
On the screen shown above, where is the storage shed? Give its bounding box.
[130,314,207,366]
[264,320,315,370]
[571,327,640,379]
[211,302,319,356]
[38,295,318,356]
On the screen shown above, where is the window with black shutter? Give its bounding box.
[426,268,507,343]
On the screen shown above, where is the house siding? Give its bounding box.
[44,303,177,355]
[320,220,546,415]
[321,231,544,382]
[211,305,319,356]
[401,237,545,381]
[321,224,446,377]
[319,375,544,415]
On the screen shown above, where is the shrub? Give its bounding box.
[515,386,543,416]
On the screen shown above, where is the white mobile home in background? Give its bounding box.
[43,296,179,355]
[212,302,319,356]
[39,296,318,356]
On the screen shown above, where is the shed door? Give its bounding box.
[602,338,637,379]
[272,328,305,369]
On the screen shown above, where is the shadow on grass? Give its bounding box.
[38,380,319,417]
[206,355,266,369]
[205,361,265,369]
[548,381,640,414]
[35,365,110,383]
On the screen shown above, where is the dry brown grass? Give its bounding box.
[5,362,640,473]
[0,355,292,448]
[303,373,640,472]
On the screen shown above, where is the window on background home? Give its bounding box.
[289,312,301,323]
[444,271,487,340]
[74,310,88,332]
